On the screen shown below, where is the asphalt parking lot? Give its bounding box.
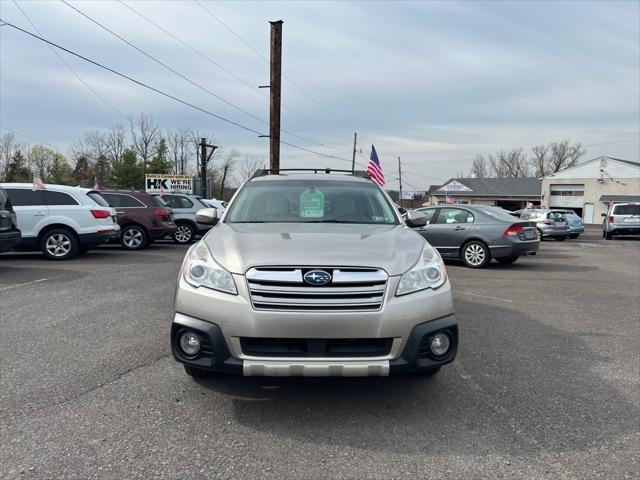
[1,229,638,479]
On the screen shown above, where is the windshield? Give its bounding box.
[226,179,398,224]
[87,191,110,207]
[613,204,640,215]
[475,206,518,221]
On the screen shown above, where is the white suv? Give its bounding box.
[0,183,120,260]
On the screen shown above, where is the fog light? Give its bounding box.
[179,331,201,357]
[430,333,450,357]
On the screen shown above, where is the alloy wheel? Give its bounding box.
[45,233,72,257]
[464,243,485,266]
[123,228,144,249]
[175,225,193,243]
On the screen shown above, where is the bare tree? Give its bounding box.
[105,125,127,165]
[0,132,25,180]
[489,148,530,177]
[130,113,159,166]
[546,140,585,174]
[470,154,489,178]
[83,130,109,161]
[168,128,194,175]
[531,144,549,177]
[236,155,266,184]
[218,150,240,198]
[530,140,585,177]
[27,145,57,180]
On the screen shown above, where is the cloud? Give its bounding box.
[1,0,638,186]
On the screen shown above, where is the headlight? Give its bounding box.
[396,243,446,296]
[183,240,237,294]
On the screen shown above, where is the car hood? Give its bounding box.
[203,223,425,276]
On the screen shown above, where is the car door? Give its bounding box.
[44,190,81,231]
[4,188,48,239]
[427,207,475,257]
[413,208,438,240]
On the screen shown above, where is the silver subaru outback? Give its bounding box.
[171,170,458,378]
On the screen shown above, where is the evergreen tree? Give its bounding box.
[73,155,92,187]
[95,154,110,187]
[4,151,30,182]
[146,137,172,174]
[48,154,74,185]
[110,149,143,189]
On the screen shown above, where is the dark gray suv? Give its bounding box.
[0,186,21,253]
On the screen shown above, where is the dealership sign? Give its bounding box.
[145,174,193,194]
[437,180,473,192]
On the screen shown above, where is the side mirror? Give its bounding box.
[405,209,427,228]
[601,213,606,217]
[195,207,218,225]
[397,206,407,215]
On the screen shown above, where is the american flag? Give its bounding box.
[367,145,385,187]
[446,194,456,204]
[32,169,46,190]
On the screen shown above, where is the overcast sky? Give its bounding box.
[1,0,638,190]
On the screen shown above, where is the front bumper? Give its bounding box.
[171,312,458,376]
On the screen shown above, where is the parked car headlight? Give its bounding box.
[396,243,446,296]
[183,241,237,294]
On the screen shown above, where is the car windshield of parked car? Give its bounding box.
[226,179,398,224]
[87,192,111,207]
[476,206,518,221]
[613,204,640,215]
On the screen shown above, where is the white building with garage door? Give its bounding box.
[541,157,640,224]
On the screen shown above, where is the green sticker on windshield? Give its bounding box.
[299,188,325,218]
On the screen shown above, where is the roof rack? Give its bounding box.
[250,168,371,180]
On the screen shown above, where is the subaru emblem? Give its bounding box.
[303,270,332,286]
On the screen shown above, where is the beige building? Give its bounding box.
[541,157,640,224]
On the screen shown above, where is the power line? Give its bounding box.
[0,126,61,150]
[11,0,129,122]
[0,20,357,165]
[63,0,346,151]
[192,0,352,141]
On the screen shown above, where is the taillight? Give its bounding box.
[504,224,524,237]
[543,219,551,225]
[91,209,111,219]
[154,208,170,219]
[608,215,614,223]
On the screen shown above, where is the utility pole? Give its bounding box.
[199,137,217,198]
[269,20,283,171]
[351,132,357,173]
[398,156,403,208]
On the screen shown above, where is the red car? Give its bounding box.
[100,190,176,250]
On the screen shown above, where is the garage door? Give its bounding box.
[549,184,584,208]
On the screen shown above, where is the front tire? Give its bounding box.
[570,234,579,239]
[537,228,544,241]
[461,241,490,268]
[40,228,79,260]
[174,223,195,244]
[496,255,519,265]
[121,225,148,250]
[183,365,211,378]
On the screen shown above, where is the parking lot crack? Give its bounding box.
[24,353,171,417]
